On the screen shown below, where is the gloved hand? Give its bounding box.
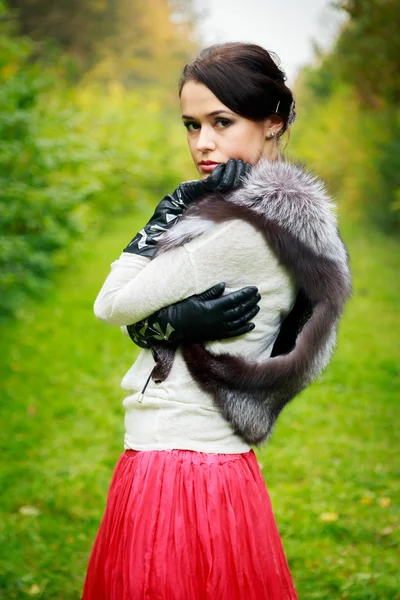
[122,158,252,257]
[126,282,261,348]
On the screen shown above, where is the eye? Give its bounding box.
[183,121,200,132]
[215,118,232,128]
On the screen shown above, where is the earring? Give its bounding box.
[268,131,276,138]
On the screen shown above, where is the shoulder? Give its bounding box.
[154,204,264,257]
[236,159,337,228]
[183,217,265,254]
[156,158,347,266]
[229,157,348,265]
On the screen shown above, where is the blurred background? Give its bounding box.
[0,0,398,598]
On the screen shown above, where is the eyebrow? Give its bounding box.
[181,110,234,120]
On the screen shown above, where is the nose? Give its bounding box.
[196,125,216,152]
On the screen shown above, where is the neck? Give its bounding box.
[261,141,280,162]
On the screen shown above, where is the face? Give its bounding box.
[180,81,282,178]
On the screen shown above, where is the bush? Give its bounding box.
[290,67,400,233]
[0,4,194,322]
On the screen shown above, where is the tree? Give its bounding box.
[333,0,400,105]
[5,0,200,85]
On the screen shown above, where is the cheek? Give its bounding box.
[225,126,264,163]
[186,138,203,175]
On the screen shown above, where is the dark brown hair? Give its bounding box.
[178,42,296,137]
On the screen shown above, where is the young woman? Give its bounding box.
[82,42,351,600]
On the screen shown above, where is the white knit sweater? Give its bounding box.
[94,218,297,453]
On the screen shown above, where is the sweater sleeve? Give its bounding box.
[91,252,150,335]
[93,245,198,327]
[93,219,262,327]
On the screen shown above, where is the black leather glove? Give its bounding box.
[122,159,252,258]
[126,282,261,349]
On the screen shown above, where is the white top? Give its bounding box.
[93,218,297,453]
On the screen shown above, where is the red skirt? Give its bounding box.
[82,448,298,600]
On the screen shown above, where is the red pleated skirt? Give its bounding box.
[82,448,298,600]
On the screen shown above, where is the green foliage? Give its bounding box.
[333,0,400,105]
[5,0,200,83]
[0,1,195,323]
[0,214,399,599]
[290,1,400,234]
[374,113,400,230]
[0,6,77,320]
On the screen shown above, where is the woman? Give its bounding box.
[82,42,351,599]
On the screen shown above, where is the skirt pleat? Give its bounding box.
[82,449,298,600]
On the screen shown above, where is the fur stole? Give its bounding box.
[150,157,352,446]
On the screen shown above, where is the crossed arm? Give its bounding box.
[93,219,263,350]
[93,245,198,326]
[94,220,245,325]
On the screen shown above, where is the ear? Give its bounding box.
[263,114,284,137]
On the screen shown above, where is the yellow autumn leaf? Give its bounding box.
[380,526,394,536]
[319,512,339,522]
[379,497,391,508]
[19,505,40,516]
[27,584,41,596]
[361,496,373,505]
[1,63,17,80]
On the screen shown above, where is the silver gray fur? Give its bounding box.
[150,157,352,446]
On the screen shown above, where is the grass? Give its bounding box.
[0,212,399,599]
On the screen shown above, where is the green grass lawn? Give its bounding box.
[0,213,399,599]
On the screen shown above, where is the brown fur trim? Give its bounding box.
[149,159,352,445]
